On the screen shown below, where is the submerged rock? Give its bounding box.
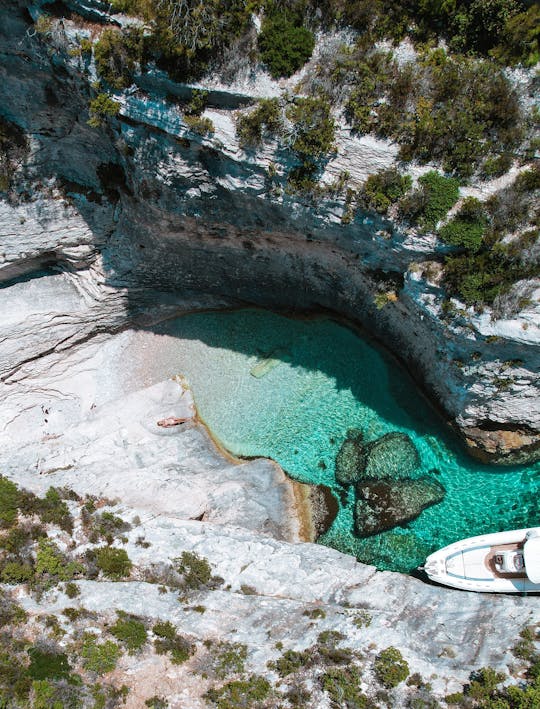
[363,432,420,480]
[335,430,420,486]
[335,434,366,486]
[354,477,445,537]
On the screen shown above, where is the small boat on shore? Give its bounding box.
[422,528,540,592]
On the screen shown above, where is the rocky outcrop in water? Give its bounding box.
[335,430,421,485]
[354,477,446,537]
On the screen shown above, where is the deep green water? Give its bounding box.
[156,309,540,572]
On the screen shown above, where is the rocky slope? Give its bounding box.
[0,3,539,706]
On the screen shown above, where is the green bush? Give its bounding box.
[27,648,70,681]
[110,614,147,654]
[269,649,309,677]
[321,666,367,707]
[153,621,177,640]
[94,28,144,89]
[88,94,120,128]
[0,561,33,584]
[491,5,540,67]
[81,634,121,674]
[35,539,83,585]
[85,510,130,544]
[259,12,315,79]
[202,640,248,679]
[416,171,460,227]
[95,546,132,580]
[154,631,194,665]
[0,476,20,528]
[174,551,212,589]
[184,89,208,117]
[438,197,487,252]
[183,115,214,136]
[236,98,282,148]
[203,675,271,708]
[38,488,73,534]
[374,646,409,688]
[287,96,335,161]
[361,168,412,214]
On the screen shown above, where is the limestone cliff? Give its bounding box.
[1,0,538,464]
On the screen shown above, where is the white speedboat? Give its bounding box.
[422,528,540,592]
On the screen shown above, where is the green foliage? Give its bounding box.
[154,630,194,665]
[467,666,506,702]
[287,97,335,161]
[174,551,212,589]
[38,487,74,534]
[183,115,215,136]
[236,98,282,148]
[153,621,177,640]
[269,649,309,677]
[400,52,522,177]
[352,610,372,628]
[110,614,147,654]
[145,696,168,708]
[31,680,64,709]
[203,674,271,708]
[0,560,33,584]
[412,171,461,228]
[35,539,83,585]
[81,634,121,674]
[361,168,412,214]
[515,165,540,193]
[491,5,540,67]
[321,666,367,708]
[202,640,248,679]
[481,153,513,180]
[259,11,315,79]
[95,546,132,580]
[184,89,208,116]
[27,648,70,681]
[286,162,318,195]
[94,27,144,89]
[374,646,409,688]
[88,94,120,128]
[153,620,194,665]
[439,198,488,252]
[0,476,20,528]
[339,43,523,178]
[0,594,27,629]
[82,508,130,544]
[343,48,396,134]
[144,0,255,82]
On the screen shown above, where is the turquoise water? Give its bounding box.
[155,309,540,572]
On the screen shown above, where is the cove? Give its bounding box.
[149,308,540,573]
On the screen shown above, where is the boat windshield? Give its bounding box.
[524,536,540,583]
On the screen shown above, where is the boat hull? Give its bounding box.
[423,528,540,593]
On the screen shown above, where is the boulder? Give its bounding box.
[335,434,366,486]
[354,477,446,537]
[363,432,420,480]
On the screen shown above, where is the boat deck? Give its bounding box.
[484,541,528,579]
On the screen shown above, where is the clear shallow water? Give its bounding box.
[154,309,540,572]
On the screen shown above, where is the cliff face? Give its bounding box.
[1,0,539,463]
